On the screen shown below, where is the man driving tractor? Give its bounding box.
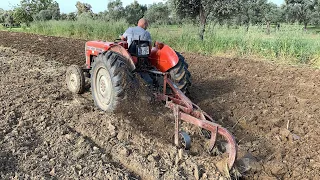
[121,18,152,48]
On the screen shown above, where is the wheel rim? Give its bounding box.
[95,66,112,107]
[69,73,78,91]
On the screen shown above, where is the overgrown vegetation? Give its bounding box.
[20,20,320,66]
[28,20,127,40]
[1,0,320,66]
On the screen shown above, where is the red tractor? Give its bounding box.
[66,39,237,171]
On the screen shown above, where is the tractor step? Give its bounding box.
[139,72,154,85]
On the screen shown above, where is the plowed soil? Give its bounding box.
[0,31,320,179]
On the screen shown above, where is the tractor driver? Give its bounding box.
[121,18,152,48]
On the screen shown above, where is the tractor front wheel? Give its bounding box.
[66,65,85,94]
[91,51,134,112]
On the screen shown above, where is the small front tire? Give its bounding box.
[66,65,85,94]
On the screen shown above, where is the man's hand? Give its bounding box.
[121,35,127,41]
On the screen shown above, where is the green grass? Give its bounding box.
[151,24,320,66]
[0,25,30,32]
[9,20,320,67]
[306,26,320,34]
[27,20,128,40]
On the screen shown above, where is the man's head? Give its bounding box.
[138,18,149,30]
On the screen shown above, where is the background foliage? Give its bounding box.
[1,0,320,66]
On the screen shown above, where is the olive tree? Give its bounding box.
[124,1,147,25]
[107,0,125,20]
[172,0,239,40]
[75,1,92,15]
[284,0,317,30]
[144,3,170,24]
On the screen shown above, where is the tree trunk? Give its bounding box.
[246,12,250,32]
[199,23,206,41]
[199,5,207,41]
[304,22,307,31]
[266,21,270,35]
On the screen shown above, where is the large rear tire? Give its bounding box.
[91,51,134,112]
[66,65,85,94]
[168,52,192,93]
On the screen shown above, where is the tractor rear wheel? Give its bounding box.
[168,52,191,93]
[91,51,134,112]
[66,65,85,94]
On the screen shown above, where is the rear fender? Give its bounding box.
[108,45,136,71]
[149,45,179,72]
[85,41,135,71]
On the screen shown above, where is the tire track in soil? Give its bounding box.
[1,31,320,179]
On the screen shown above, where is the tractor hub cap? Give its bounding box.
[99,76,108,95]
[69,73,77,90]
[96,67,112,105]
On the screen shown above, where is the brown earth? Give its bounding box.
[0,31,320,179]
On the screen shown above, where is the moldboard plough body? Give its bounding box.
[157,73,237,169]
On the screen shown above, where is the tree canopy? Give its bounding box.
[285,0,318,29]
[124,0,147,25]
[144,3,170,24]
[2,0,320,39]
[107,0,125,20]
[172,0,240,39]
[75,1,92,15]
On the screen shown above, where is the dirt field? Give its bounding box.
[0,31,320,179]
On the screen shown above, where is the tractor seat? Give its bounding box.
[128,40,150,58]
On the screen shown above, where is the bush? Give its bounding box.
[76,12,94,21]
[21,23,27,30]
[34,10,53,21]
